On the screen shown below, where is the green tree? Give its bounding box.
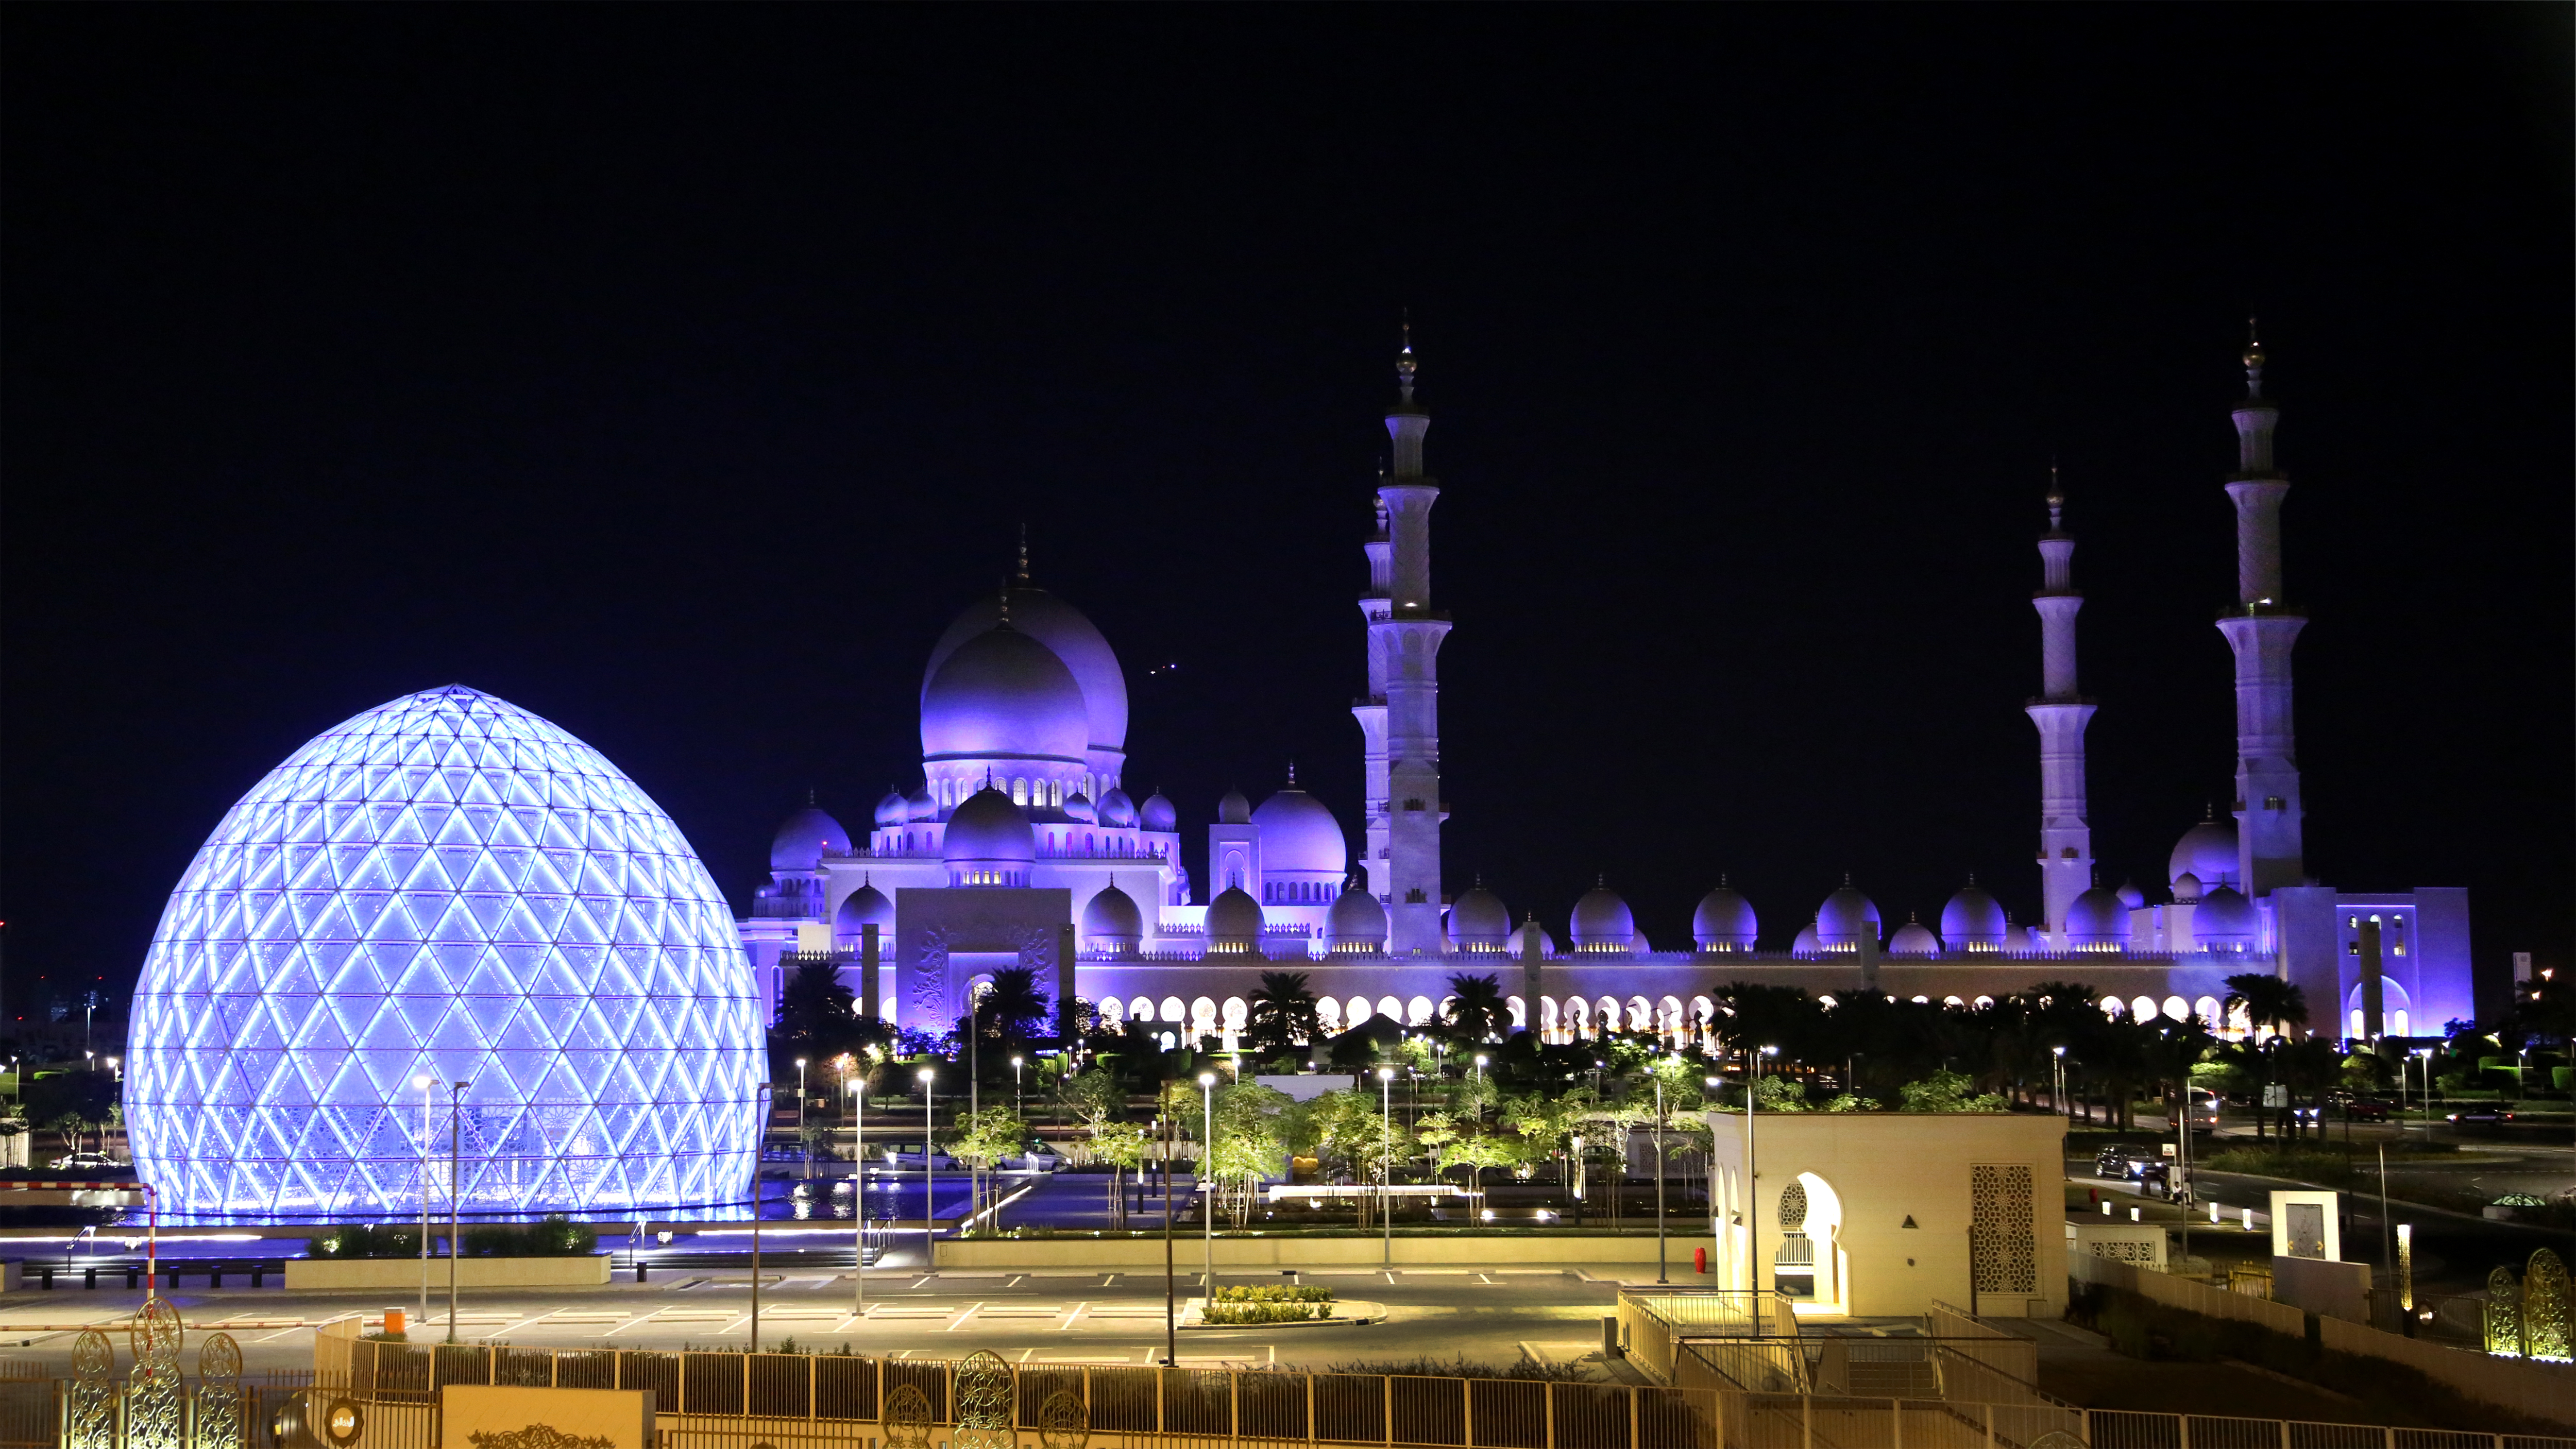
[974,967,1052,1051]
[1896,1068,2008,1113]
[1246,971,1321,1053]
[943,1104,1026,1234]
[775,957,858,1060]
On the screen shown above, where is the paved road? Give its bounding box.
[0,1266,1639,1377]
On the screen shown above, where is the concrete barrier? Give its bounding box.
[285,1254,612,1291]
[937,1233,1719,1270]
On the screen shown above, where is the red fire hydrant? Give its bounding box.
[1694,1247,1709,1275]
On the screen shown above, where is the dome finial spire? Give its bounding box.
[1285,760,1297,786]
[2242,316,2265,399]
[1016,522,1031,585]
[1397,310,1417,404]
[996,579,1012,625]
[2046,457,2065,529]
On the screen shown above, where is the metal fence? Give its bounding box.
[1710,1394,2576,1449]
[341,1339,1713,1449]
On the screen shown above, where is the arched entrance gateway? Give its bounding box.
[1773,1172,1847,1314]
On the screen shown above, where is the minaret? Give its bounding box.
[2216,320,2307,896]
[2026,469,2096,951]
[1352,322,1451,953]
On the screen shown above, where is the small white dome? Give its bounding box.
[1139,791,1178,832]
[1063,792,1097,824]
[2001,920,2032,954]
[833,880,894,948]
[1815,883,1881,949]
[873,789,908,828]
[1327,884,1387,949]
[1447,887,1510,948]
[1251,786,1347,878]
[2193,885,2257,950]
[1217,788,1252,825]
[2115,880,2145,909]
[1888,918,1942,956]
[1206,887,1264,950]
[1940,882,2006,950]
[905,783,938,823]
[1510,918,1555,959]
[1569,884,1635,952]
[2171,871,2204,904]
[770,807,851,872]
[1098,788,1138,827]
[1692,884,1758,950]
[1081,881,1143,951]
[2170,815,2240,889]
[1791,922,1821,957]
[2066,886,2133,948]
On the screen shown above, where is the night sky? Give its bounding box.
[5,8,2568,1022]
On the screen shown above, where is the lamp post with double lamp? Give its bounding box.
[1197,1070,1217,1300]
[796,1059,809,1180]
[917,1068,937,1267]
[1377,1067,1395,1266]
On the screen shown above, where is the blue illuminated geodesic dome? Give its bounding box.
[127,685,764,1216]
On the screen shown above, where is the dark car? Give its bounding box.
[2445,1106,2514,1124]
[2092,1146,2133,1178]
[2337,1098,2392,1121]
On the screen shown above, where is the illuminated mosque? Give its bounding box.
[740,331,2473,1054]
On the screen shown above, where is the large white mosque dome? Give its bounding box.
[920,623,1089,766]
[1570,883,1636,952]
[1081,880,1143,954]
[125,685,761,1215]
[1206,887,1264,952]
[1251,784,1347,879]
[769,805,850,871]
[2169,814,2239,889]
[833,878,893,948]
[1327,883,1388,951]
[1446,885,1510,949]
[1815,882,1882,949]
[2066,885,2134,950]
[2193,885,2257,952]
[1691,883,1758,951]
[1939,881,2006,950]
[925,584,1130,761]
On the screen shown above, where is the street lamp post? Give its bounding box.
[1377,1067,1395,1267]
[917,1068,937,1268]
[447,1080,469,1343]
[1654,1076,1669,1285]
[1012,1055,1024,1121]
[851,1076,867,1319]
[2052,1046,2066,1117]
[752,1080,771,1351]
[1748,1047,1777,1334]
[797,1059,809,1180]
[414,1075,434,1323]
[1198,1071,1217,1301]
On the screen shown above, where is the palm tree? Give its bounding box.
[2224,973,2309,1138]
[1445,973,1509,1044]
[1246,971,1321,1053]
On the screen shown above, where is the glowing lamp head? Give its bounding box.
[1376,1067,1394,1082]
[917,1068,936,1083]
[1011,1055,1023,1067]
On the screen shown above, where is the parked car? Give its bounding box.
[1005,1140,1063,1171]
[2445,1106,2515,1124]
[49,1152,127,1172]
[2092,1146,2133,1178]
[2335,1097,2392,1121]
[880,1141,956,1170]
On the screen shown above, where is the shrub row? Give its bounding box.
[1214,1284,1334,1304]
[1203,1300,1328,1324]
[309,1214,598,1259]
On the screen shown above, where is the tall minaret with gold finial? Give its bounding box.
[1353,320,1451,953]
[2217,320,2308,898]
[2026,468,2096,951]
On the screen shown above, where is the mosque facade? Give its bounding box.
[737,332,2473,1052]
